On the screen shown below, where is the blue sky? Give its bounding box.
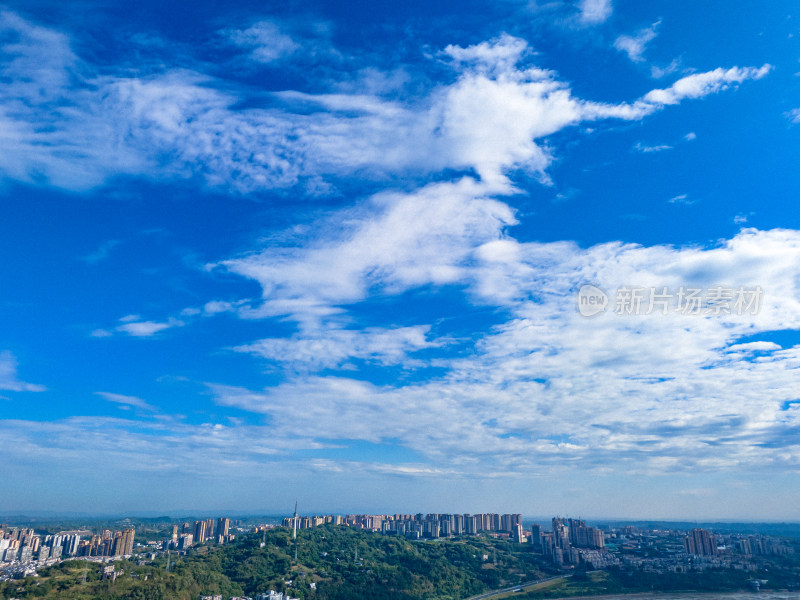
[1,0,800,519]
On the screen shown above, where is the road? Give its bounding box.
[465,574,571,600]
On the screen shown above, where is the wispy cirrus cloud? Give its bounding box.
[211,229,800,477]
[635,141,672,153]
[0,416,317,480]
[577,0,612,25]
[0,413,464,513]
[202,33,772,324]
[614,20,660,63]
[234,325,439,371]
[96,391,157,411]
[643,65,772,105]
[0,10,149,190]
[0,351,45,392]
[650,57,682,79]
[0,12,772,195]
[224,20,300,63]
[80,239,121,264]
[667,193,693,205]
[116,319,181,337]
[92,315,185,338]
[214,177,518,324]
[2,9,792,488]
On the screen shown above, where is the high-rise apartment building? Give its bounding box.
[194,520,207,544]
[685,528,717,556]
[217,518,230,538]
[530,524,542,549]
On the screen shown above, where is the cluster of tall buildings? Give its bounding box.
[78,528,135,557]
[2,516,234,567]
[0,527,40,563]
[529,518,606,566]
[0,524,134,563]
[169,517,232,550]
[735,535,793,556]
[682,528,789,558]
[282,513,524,540]
[684,528,718,556]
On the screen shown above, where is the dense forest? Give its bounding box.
[0,525,551,600]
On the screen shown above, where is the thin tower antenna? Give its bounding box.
[293,500,298,540]
[165,549,170,573]
[293,500,299,564]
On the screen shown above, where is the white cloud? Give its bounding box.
[684,131,697,141]
[434,59,584,186]
[203,300,243,315]
[614,21,659,63]
[0,10,76,98]
[727,341,781,353]
[577,0,612,24]
[786,108,800,123]
[635,142,672,153]
[80,240,121,264]
[464,230,800,473]
[668,193,692,205]
[643,65,772,106]
[213,229,800,476]
[0,11,151,190]
[95,302,245,341]
[0,7,795,515]
[209,379,494,457]
[96,391,157,411]
[0,14,771,194]
[442,33,529,76]
[234,326,437,370]
[225,21,300,63]
[650,58,681,79]
[0,415,321,482]
[216,177,518,324]
[0,351,45,392]
[115,317,183,337]
[4,18,792,481]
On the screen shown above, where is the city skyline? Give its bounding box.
[4,509,797,598]
[1,0,800,519]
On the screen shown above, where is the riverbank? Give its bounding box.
[542,590,800,600]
